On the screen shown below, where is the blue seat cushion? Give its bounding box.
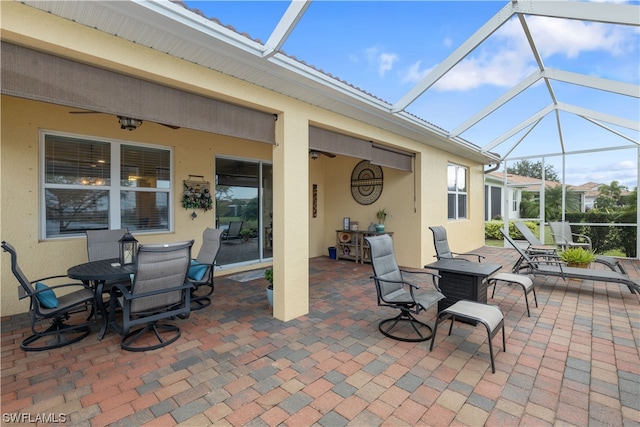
[35,282,59,309]
[188,261,208,281]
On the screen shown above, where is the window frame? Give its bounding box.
[447,163,468,220]
[40,130,174,240]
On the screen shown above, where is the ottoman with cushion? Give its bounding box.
[429,300,505,373]
[488,272,537,317]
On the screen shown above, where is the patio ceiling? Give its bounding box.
[18,0,640,167]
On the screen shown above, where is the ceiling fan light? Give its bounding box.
[118,116,142,131]
[309,150,320,160]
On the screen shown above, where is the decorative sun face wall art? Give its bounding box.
[350,160,383,205]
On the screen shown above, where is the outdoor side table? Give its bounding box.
[424,258,502,324]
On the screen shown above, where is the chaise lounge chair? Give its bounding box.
[500,228,639,296]
[513,222,557,256]
[513,222,625,274]
[222,221,243,242]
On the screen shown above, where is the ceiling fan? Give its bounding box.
[309,149,336,160]
[69,110,180,130]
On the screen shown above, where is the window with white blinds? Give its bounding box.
[42,132,172,238]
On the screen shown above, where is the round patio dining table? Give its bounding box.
[67,259,136,339]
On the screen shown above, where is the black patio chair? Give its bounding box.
[1,241,96,351]
[364,234,444,342]
[108,240,194,351]
[188,227,223,310]
[429,225,485,262]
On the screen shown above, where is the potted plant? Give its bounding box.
[375,208,387,233]
[559,247,597,268]
[264,268,273,306]
[240,228,253,242]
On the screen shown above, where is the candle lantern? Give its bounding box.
[118,232,138,266]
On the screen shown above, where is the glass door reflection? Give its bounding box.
[215,157,272,266]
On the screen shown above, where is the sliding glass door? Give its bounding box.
[215,157,272,266]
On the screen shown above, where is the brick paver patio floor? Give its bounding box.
[2,246,639,426]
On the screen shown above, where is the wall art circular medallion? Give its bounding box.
[350,160,383,205]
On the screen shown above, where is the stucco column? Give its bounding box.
[272,110,309,321]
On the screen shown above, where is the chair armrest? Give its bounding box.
[452,252,485,262]
[112,282,194,301]
[400,269,442,292]
[399,269,441,280]
[371,275,419,290]
[572,233,592,245]
[550,233,569,245]
[29,280,92,293]
[434,254,470,262]
[529,253,559,261]
[32,274,71,282]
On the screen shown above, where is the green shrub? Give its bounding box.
[264,268,273,289]
[616,210,637,257]
[559,247,597,265]
[484,220,537,240]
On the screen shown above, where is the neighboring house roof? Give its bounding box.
[486,172,564,191]
[486,173,633,200]
[571,182,602,199]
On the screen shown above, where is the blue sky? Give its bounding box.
[183,1,640,188]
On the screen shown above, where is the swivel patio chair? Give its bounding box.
[108,240,194,351]
[429,225,485,262]
[188,227,223,310]
[1,241,96,351]
[86,229,129,262]
[364,234,445,342]
[85,228,133,291]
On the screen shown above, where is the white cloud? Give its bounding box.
[378,52,399,77]
[565,159,638,188]
[361,46,399,77]
[421,13,638,92]
[401,60,432,84]
[506,15,636,58]
[435,50,536,90]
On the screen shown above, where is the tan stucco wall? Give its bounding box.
[1,1,488,319]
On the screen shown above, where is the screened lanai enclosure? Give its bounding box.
[183,0,640,257]
[17,0,640,259]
